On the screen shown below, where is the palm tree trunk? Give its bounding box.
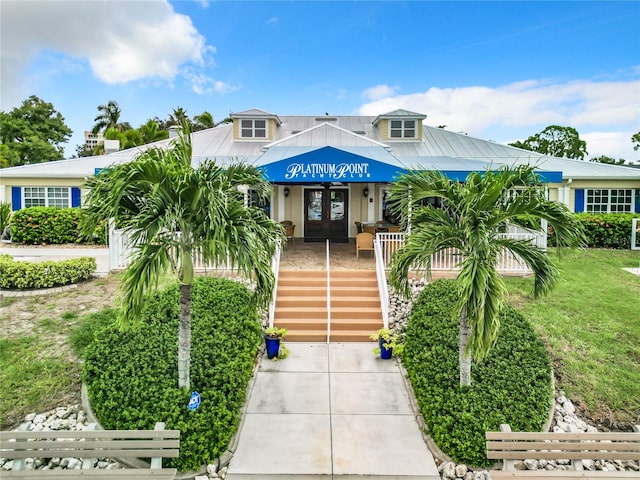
[178,284,192,390]
[459,307,472,387]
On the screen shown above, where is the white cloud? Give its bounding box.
[0,0,216,108]
[582,131,638,162]
[362,84,399,101]
[358,76,640,161]
[184,70,241,95]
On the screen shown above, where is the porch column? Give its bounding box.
[277,185,286,220]
[366,182,374,222]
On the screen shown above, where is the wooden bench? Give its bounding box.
[486,423,640,479]
[0,422,180,479]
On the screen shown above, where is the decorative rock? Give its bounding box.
[455,463,468,477]
[514,460,527,470]
[207,462,219,475]
[524,459,538,470]
[194,475,208,480]
[564,400,576,414]
[440,461,456,479]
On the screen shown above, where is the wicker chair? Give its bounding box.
[356,232,374,259]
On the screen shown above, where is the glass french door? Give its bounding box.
[304,188,349,242]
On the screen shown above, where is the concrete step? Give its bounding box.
[276,296,327,308]
[331,296,380,308]
[331,307,382,320]
[277,286,327,296]
[330,318,382,331]
[275,306,327,318]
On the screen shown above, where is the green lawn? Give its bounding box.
[504,248,640,425]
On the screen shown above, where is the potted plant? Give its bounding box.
[369,328,404,359]
[264,326,288,360]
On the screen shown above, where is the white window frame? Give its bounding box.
[389,119,417,139]
[23,187,71,208]
[240,119,268,139]
[586,188,633,213]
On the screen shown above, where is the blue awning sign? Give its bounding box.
[187,391,201,411]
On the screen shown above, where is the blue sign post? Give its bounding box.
[187,391,201,411]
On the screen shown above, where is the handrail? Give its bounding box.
[267,238,282,329]
[326,239,331,344]
[373,234,389,329]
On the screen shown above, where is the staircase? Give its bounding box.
[274,270,383,342]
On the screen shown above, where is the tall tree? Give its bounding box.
[193,111,215,131]
[81,129,284,389]
[388,166,584,387]
[632,131,640,151]
[169,107,191,129]
[139,119,169,143]
[0,95,72,167]
[92,100,123,134]
[510,125,588,159]
[589,155,626,165]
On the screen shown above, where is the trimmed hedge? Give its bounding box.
[82,277,263,471]
[9,207,107,245]
[402,279,553,467]
[548,213,639,249]
[0,255,96,289]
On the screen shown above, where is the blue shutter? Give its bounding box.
[71,187,81,207]
[11,187,21,210]
[635,189,640,213]
[574,189,584,213]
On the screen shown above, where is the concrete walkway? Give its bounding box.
[226,343,440,480]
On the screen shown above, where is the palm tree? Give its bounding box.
[82,129,284,390]
[139,119,169,144]
[388,166,584,387]
[169,107,191,128]
[193,111,215,131]
[92,100,123,134]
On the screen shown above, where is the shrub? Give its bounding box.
[548,213,639,249]
[0,203,10,234]
[402,279,553,467]
[82,277,262,471]
[9,207,107,245]
[0,255,96,289]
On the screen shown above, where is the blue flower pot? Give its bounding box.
[265,336,281,359]
[379,338,393,360]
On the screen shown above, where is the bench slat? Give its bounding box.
[1,430,180,440]
[2,439,180,452]
[487,451,639,461]
[4,469,178,480]
[486,431,639,442]
[487,440,640,452]
[4,448,180,460]
[490,472,640,479]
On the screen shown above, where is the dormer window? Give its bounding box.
[241,119,267,138]
[390,120,416,138]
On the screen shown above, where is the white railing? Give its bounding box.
[108,223,133,271]
[376,225,547,275]
[631,218,639,251]
[373,235,389,329]
[108,226,235,272]
[326,239,331,344]
[267,239,282,329]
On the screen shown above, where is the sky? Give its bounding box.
[1,0,639,162]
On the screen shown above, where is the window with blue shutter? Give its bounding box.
[71,187,81,207]
[574,189,584,213]
[11,187,21,210]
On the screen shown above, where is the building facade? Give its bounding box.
[2,109,639,242]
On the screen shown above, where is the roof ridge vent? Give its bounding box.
[315,117,337,121]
